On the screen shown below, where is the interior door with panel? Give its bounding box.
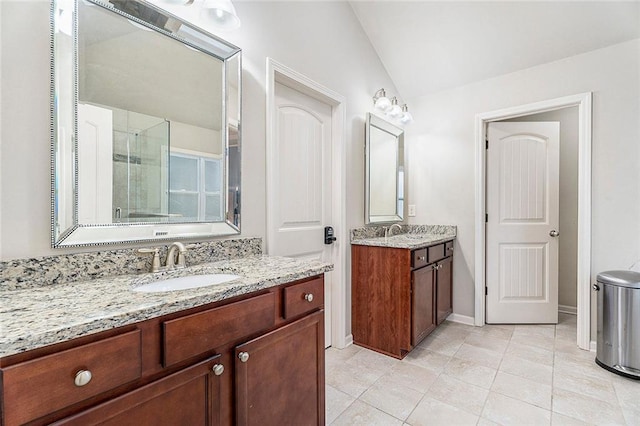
[486,122,560,323]
[268,81,334,346]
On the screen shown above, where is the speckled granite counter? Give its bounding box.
[0,255,332,358]
[350,225,456,249]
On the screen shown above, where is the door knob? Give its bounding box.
[549,230,559,237]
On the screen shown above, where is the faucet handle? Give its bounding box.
[137,248,161,272]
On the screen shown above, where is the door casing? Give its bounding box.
[474,92,592,350]
[266,58,349,349]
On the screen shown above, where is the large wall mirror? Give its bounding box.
[365,113,405,224]
[52,0,241,247]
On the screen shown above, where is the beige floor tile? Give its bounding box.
[406,396,478,426]
[326,384,356,424]
[325,359,386,398]
[403,346,451,373]
[551,412,593,425]
[444,356,497,389]
[347,346,400,371]
[552,388,626,425]
[510,331,555,351]
[553,369,618,404]
[464,333,510,354]
[514,324,556,338]
[611,375,640,409]
[433,322,474,340]
[554,355,612,381]
[505,341,554,366]
[482,392,551,425]
[359,377,424,421]
[622,407,640,426]
[469,324,514,341]
[491,371,552,410]
[418,333,465,356]
[331,400,404,426]
[427,374,489,415]
[454,343,503,369]
[499,353,553,385]
[326,345,362,369]
[384,361,439,393]
[477,417,501,426]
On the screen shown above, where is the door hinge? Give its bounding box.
[485,213,488,223]
[485,286,488,295]
[485,139,489,149]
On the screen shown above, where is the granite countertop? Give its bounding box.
[0,255,332,358]
[351,232,456,249]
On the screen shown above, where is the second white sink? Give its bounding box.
[133,274,241,293]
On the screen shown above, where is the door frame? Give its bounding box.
[265,58,348,349]
[474,92,592,350]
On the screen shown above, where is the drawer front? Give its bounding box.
[427,244,446,263]
[1,330,142,426]
[445,240,454,256]
[283,277,324,319]
[411,248,428,269]
[163,292,276,367]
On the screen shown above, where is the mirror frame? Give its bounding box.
[364,113,405,225]
[51,0,242,247]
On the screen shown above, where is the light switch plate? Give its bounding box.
[408,205,416,217]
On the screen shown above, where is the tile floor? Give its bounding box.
[325,314,640,425]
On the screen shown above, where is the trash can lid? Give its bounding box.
[597,270,640,289]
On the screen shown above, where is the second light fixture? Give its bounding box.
[372,88,413,124]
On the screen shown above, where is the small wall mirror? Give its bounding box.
[365,113,405,224]
[52,0,241,247]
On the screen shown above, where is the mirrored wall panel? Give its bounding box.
[365,113,405,224]
[52,0,241,247]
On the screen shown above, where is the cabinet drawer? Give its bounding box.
[445,240,454,256]
[411,248,428,269]
[163,292,275,367]
[283,276,324,319]
[427,244,446,263]
[1,330,142,426]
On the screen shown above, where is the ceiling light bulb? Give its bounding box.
[387,97,403,119]
[373,88,391,112]
[399,105,413,124]
[201,0,241,30]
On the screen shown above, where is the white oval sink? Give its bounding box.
[133,274,241,293]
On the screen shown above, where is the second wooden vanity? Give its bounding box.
[352,238,454,359]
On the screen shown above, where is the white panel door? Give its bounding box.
[486,122,559,323]
[268,82,333,345]
[78,103,113,224]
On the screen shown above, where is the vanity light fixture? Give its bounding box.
[372,88,413,125]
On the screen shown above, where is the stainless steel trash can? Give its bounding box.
[595,270,640,379]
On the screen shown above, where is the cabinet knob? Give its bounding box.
[417,256,426,261]
[447,247,454,252]
[304,293,314,303]
[238,352,250,363]
[74,370,92,387]
[212,364,224,376]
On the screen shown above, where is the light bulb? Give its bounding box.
[387,97,403,119]
[201,0,241,30]
[399,105,413,124]
[374,96,391,112]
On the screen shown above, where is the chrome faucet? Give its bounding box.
[385,223,403,239]
[166,242,187,269]
[137,242,189,273]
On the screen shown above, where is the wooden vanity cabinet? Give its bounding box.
[352,241,453,359]
[0,275,325,426]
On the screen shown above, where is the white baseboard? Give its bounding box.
[590,340,597,352]
[446,313,475,326]
[343,334,353,348]
[558,305,577,315]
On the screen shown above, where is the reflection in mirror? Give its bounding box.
[365,113,405,224]
[52,0,241,247]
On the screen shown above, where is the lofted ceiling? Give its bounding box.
[349,1,640,99]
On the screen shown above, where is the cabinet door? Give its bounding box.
[235,311,324,426]
[436,256,453,325]
[411,266,436,346]
[55,356,223,426]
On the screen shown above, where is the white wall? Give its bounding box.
[0,1,398,262]
[406,39,640,338]
[503,108,579,310]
